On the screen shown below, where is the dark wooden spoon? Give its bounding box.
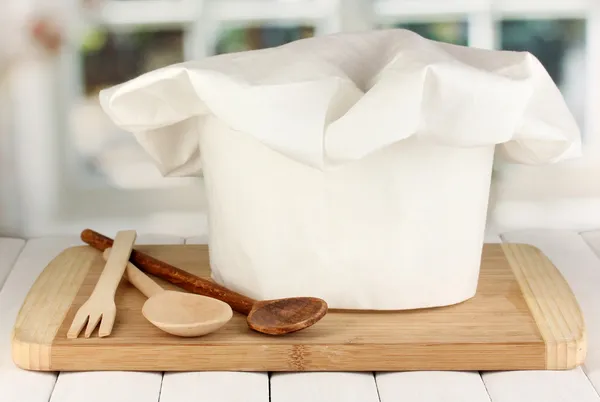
[80,229,328,335]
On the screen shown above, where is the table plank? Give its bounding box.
[186,235,208,244]
[484,232,502,243]
[484,368,600,402]
[481,230,600,402]
[0,238,25,290]
[157,236,269,402]
[579,229,600,393]
[271,372,379,402]
[0,236,82,402]
[160,372,269,402]
[376,371,491,402]
[582,230,600,260]
[48,235,184,402]
[50,371,162,402]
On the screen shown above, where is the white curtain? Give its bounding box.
[0,0,28,235]
[0,0,66,235]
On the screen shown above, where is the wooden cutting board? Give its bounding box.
[11,243,586,372]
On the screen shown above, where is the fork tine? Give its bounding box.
[67,308,89,339]
[84,311,103,338]
[98,311,116,338]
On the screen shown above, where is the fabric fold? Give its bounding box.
[99,28,581,175]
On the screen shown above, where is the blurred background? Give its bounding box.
[1,0,599,237]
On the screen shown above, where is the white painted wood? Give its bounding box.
[481,230,600,401]
[0,236,82,402]
[330,0,373,33]
[160,372,269,402]
[50,371,163,402]
[579,229,600,393]
[156,236,269,402]
[374,0,488,19]
[270,372,379,402]
[209,0,333,22]
[484,368,600,402]
[581,230,600,259]
[0,238,25,290]
[484,232,502,243]
[91,0,196,26]
[584,5,600,161]
[496,0,591,17]
[467,9,497,50]
[182,0,215,61]
[185,235,209,245]
[376,371,491,402]
[47,234,184,402]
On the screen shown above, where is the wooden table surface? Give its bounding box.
[1,229,599,402]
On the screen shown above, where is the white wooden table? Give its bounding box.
[1,229,599,402]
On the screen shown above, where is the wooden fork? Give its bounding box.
[67,230,137,338]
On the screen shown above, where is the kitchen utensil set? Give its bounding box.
[67,229,328,338]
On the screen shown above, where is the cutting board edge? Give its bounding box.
[11,245,96,371]
[40,341,549,372]
[501,242,587,370]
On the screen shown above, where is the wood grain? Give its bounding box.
[11,246,97,371]
[501,243,587,370]
[11,243,586,372]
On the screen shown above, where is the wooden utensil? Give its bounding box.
[67,230,137,338]
[102,248,232,337]
[81,229,328,335]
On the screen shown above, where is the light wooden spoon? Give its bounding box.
[103,248,233,337]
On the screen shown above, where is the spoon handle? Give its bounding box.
[82,229,257,315]
[103,248,164,299]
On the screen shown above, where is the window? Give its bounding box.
[378,21,468,46]
[500,19,587,132]
[72,28,186,189]
[13,0,600,236]
[215,25,315,54]
[70,22,317,190]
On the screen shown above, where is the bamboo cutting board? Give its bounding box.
[11,243,586,372]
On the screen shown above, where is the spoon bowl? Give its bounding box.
[142,290,233,337]
[103,248,232,337]
[247,297,328,335]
